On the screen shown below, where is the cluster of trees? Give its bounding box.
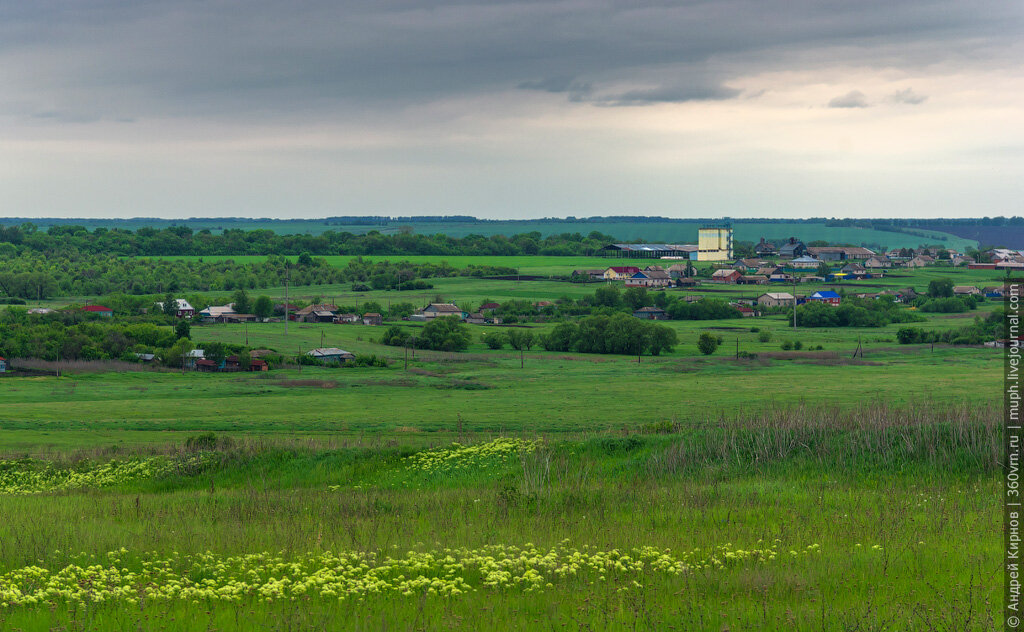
[339,258,517,291]
[896,311,1003,345]
[380,317,473,352]
[0,223,617,257]
[0,252,341,299]
[0,310,259,365]
[479,286,743,324]
[540,314,678,356]
[794,297,924,328]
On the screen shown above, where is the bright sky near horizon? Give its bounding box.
[1,1,1022,220]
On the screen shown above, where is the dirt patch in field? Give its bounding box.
[272,379,339,388]
[432,378,493,390]
[759,350,840,360]
[794,358,885,366]
[356,378,418,388]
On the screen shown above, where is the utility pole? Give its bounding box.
[284,271,289,336]
[792,275,798,330]
[320,329,325,349]
[736,337,739,360]
[245,322,249,346]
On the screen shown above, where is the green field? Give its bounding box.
[0,255,1005,630]
[7,217,976,250]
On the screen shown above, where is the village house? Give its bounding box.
[183,349,205,370]
[603,266,641,280]
[572,269,605,281]
[840,262,867,275]
[732,304,756,317]
[0,356,6,372]
[632,306,668,320]
[674,277,700,287]
[807,290,841,306]
[362,312,383,326]
[864,256,892,269]
[905,255,934,268]
[155,299,195,318]
[625,270,672,287]
[778,238,807,259]
[420,303,466,319]
[479,302,500,312]
[306,348,355,363]
[198,305,236,322]
[732,258,768,272]
[333,313,359,324]
[666,263,692,279]
[466,312,487,324]
[894,288,918,303]
[757,292,795,307]
[753,238,776,256]
[789,255,824,269]
[952,286,981,296]
[195,358,218,372]
[709,269,742,284]
[81,304,113,317]
[294,304,338,323]
[950,255,975,267]
[737,275,769,285]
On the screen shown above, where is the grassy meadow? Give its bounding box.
[0,257,1006,630]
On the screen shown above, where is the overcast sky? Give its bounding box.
[1,0,1022,219]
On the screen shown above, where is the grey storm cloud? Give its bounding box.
[887,88,928,105]
[828,90,870,108]
[0,0,1020,122]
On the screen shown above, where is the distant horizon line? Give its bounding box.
[0,215,1018,223]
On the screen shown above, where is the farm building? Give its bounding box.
[697,227,733,261]
[362,312,383,326]
[603,266,641,280]
[183,349,205,369]
[732,304,756,317]
[479,302,500,312]
[953,286,981,296]
[807,246,875,261]
[757,292,795,307]
[737,275,769,285]
[807,290,841,306]
[600,243,698,260]
[307,348,356,363]
[632,306,668,320]
[81,305,113,317]
[0,356,6,372]
[709,269,741,284]
[333,313,359,324]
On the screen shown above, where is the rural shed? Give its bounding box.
[307,347,356,363]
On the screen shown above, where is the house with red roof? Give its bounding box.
[81,305,113,317]
[603,266,640,280]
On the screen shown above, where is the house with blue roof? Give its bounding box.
[807,290,841,306]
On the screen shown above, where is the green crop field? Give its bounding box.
[7,216,976,250]
[0,254,1006,630]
